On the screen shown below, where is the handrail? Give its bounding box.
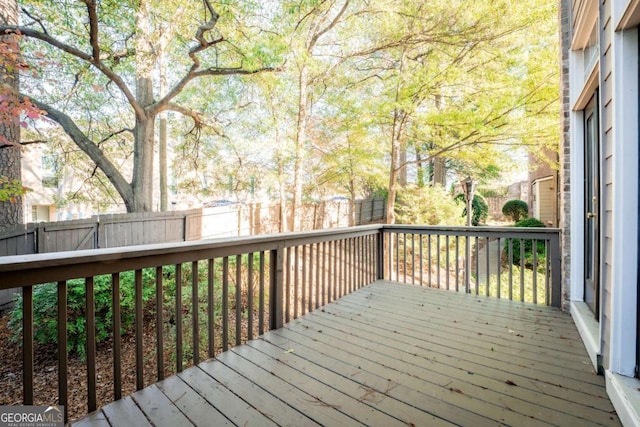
[0,225,381,288]
[0,224,562,422]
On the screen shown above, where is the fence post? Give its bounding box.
[96,216,102,248]
[550,231,562,307]
[183,214,188,242]
[36,224,45,253]
[269,243,284,330]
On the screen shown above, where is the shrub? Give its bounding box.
[396,184,465,225]
[454,193,489,226]
[9,269,158,359]
[502,199,529,223]
[515,217,545,228]
[507,217,546,267]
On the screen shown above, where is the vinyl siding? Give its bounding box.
[600,0,613,371]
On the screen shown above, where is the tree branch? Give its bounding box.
[151,1,277,114]
[0,22,143,117]
[84,0,100,63]
[0,139,47,149]
[308,0,350,52]
[27,97,134,203]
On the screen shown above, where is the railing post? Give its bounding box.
[22,286,33,405]
[269,244,284,330]
[377,229,385,280]
[550,232,562,307]
[57,281,68,424]
[465,233,471,293]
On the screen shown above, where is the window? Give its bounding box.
[41,155,59,188]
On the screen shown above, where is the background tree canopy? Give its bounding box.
[1,0,559,228]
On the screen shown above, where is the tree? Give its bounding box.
[285,0,352,230]
[0,0,42,228]
[17,0,560,225]
[349,0,559,224]
[1,0,277,212]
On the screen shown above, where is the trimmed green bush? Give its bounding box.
[502,199,529,223]
[507,217,546,267]
[515,217,545,228]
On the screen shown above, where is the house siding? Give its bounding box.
[565,0,640,423]
[601,0,614,371]
[532,178,558,226]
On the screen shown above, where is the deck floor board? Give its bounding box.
[325,296,604,387]
[130,384,193,427]
[73,281,621,426]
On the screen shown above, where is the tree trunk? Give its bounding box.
[386,121,401,224]
[292,66,310,231]
[159,51,168,212]
[398,143,407,187]
[432,94,447,187]
[0,131,22,229]
[432,157,446,186]
[131,112,154,212]
[348,176,356,226]
[131,1,155,212]
[0,0,23,229]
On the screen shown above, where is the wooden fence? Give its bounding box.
[0,198,384,309]
[0,198,386,256]
[484,196,510,222]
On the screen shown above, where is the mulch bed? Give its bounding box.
[0,314,164,423]
[0,304,259,423]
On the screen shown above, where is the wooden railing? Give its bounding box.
[0,226,381,423]
[381,225,562,307]
[0,224,561,422]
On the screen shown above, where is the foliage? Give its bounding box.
[507,217,546,267]
[0,29,44,146]
[9,270,157,359]
[352,0,560,223]
[396,184,464,226]
[515,217,545,228]
[0,176,27,202]
[484,266,548,305]
[477,186,508,197]
[454,193,489,226]
[502,199,529,223]
[2,0,560,218]
[4,1,281,212]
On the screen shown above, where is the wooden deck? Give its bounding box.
[73,281,620,426]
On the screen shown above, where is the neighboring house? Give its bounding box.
[562,0,640,425]
[21,144,60,222]
[528,148,559,227]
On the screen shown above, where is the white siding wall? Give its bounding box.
[566,0,640,424]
